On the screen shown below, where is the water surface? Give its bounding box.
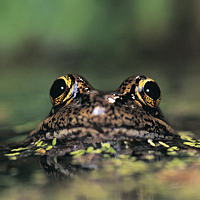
[0,127,200,200]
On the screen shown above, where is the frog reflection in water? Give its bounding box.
[29,74,179,144]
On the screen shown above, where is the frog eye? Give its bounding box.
[49,75,75,107]
[135,76,161,108]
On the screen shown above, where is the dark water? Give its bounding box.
[0,124,200,200]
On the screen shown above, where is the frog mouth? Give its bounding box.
[41,126,179,143]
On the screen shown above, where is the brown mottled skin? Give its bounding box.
[29,74,179,143]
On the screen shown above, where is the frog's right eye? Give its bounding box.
[49,75,75,107]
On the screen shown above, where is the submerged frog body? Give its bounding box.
[29,74,178,143]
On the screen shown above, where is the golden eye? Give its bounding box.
[135,76,161,108]
[49,75,75,107]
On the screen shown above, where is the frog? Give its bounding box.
[29,74,179,144]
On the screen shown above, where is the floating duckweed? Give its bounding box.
[72,142,116,157]
[34,139,41,146]
[101,142,116,154]
[148,139,156,147]
[41,143,48,147]
[70,149,86,158]
[93,149,102,154]
[167,146,179,152]
[101,146,107,152]
[70,142,116,158]
[52,138,57,146]
[11,147,28,152]
[86,146,94,153]
[35,148,42,152]
[101,142,111,148]
[183,142,196,147]
[73,151,85,158]
[158,141,169,148]
[37,141,43,147]
[5,152,21,157]
[45,145,53,151]
[105,147,116,154]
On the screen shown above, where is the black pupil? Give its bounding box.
[144,81,160,100]
[50,79,66,99]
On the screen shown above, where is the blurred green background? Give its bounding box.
[0,0,200,130]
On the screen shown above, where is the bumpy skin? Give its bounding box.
[29,74,179,143]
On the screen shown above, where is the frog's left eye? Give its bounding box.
[50,79,67,100]
[135,76,161,108]
[49,75,75,107]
